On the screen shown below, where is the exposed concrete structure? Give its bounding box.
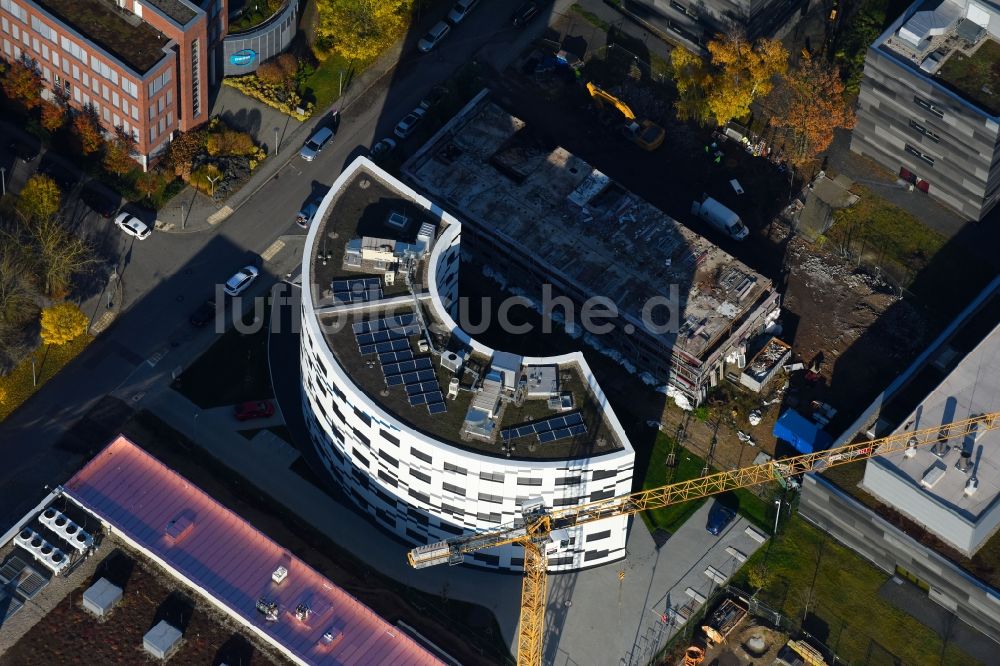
[403,92,780,406]
[800,474,1000,645]
[852,0,1000,220]
[861,318,1000,556]
[623,0,806,49]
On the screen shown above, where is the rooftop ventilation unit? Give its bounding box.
[904,437,918,458]
[320,629,344,648]
[387,211,409,230]
[294,603,311,621]
[956,449,973,473]
[39,507,93,553]
[440,351,463,373]
[256,597,279,622]
[14,528,69,575]
[965,477,979,496]
[920,464,946,489]
[272,566,288,584]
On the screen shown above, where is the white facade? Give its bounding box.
[300,159,636,572]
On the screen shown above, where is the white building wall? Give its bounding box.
[299,159,636,572]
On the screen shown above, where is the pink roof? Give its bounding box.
[64,436,443,666]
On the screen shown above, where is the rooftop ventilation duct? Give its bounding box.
[15,527,70,575]
[965,477,980,496]
[39,507,93,553]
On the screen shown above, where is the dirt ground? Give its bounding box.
[1,546,286,666]
[660,623,790,666]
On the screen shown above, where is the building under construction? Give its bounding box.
[403,91,780,406]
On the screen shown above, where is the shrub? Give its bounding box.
[256,61,284,86]
[222,75,312,120]
[189,163,223,196]
[206,130,257,157]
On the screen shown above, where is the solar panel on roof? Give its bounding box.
[427,402,447,415]
[359,344,377,355]
[405,381,438,395]
[569,424,587,436]
[379,350,415,364]
[553,428,573,440]
[385,374,405,387]
[409,393,430,406]
[533,421,553,434]
[352,322,367,334]
[565,412,584,426]
[538,431,557,443]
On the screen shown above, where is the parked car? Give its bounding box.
[296,202,318,229]
[188,298,216,327]
[511,1,539,27]
[299,126,335,161]
[234,400,275,421]
[417,21,451,53]
[113,212,151,240]
[223,265,259,296]
[706,501,737,536]
[81,186,118,218]
[393,108,426,140]
[447,0,479,24]
[369,137,397,159]
[419,85,448,110]
[8,139,40,163]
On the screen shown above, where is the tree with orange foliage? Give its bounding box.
[166,130,204,180]
[671,32,788,127]
[769,57,856,166]
[39,100,65,132]
[102,127,137,176]
[72,107,103,155]
[135,171,161,201]
[1,60,42,110]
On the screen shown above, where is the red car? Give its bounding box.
[234,400,275,421]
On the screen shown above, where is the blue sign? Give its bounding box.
[230,49,256,67]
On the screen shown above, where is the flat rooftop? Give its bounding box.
[868,320,1000,521]
[36,0,170,73]
[309,167,624,461]
[880,0,1000,116]
[143,0,198,25]
[403,99,773,361]
[63,436,443,666]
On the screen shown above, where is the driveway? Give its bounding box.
[210,84,303,155]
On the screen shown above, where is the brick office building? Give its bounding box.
[0,0,228,168]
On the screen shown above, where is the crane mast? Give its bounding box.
[408,411,1000,665]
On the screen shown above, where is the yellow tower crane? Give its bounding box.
[408,411,1000,665]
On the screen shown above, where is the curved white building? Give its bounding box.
[300,157,635,571]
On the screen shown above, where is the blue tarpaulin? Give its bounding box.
[772,409,832,454]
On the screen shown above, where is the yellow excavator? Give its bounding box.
[585,82,665,151]
[409,411,1000,665]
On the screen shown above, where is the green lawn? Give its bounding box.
[171,310,272,409]
[299,52,362,110]
[825,186,946,283]
[937,39,1000,115]
[639,433,772,534]
[733,516,980,665]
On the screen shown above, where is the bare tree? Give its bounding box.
[28,217,98,298]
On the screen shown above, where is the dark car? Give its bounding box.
[511,1,539,27]
[9,139,40,163]
[81,186,118,218]
[39,161,77,190]
[234,400,275,421]
[189,298,216,327]
[419,85,449,110]
[706,501,738,536]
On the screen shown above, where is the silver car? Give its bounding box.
[447,0,479,24]
[417,21,451,53]
[223,265,259,296]
[113,212,151,240]
[299,126,334,161]
[393,108,426,140]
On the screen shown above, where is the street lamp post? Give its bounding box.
[274,126,280,154]
[1,167,6,196]
[208,173,221,198]
[773,498,782,535]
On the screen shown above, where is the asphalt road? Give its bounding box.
[0,0,560,532]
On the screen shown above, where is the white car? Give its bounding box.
[417,21,450,53]
[393,108,426,140]
[223,265,259,296]
[113,212,151,240]
[447,0,479,24]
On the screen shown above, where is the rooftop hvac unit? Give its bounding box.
[956,450,973,474]
[256,597,279,622]
[39,507,93,553]
[272,566,288,584]
[14,528,70,575]
[965,478,980,496]
[440,351,463,373]
[904,437,918,458]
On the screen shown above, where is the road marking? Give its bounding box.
[207,206,233,225]
[90,311,116,335]
[262,239,286,262]
[146,349,168,367]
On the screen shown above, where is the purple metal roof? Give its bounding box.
[64,436,443,666]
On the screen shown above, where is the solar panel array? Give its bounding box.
[333,278,382,304]
[353,313,416,334]
[501,412,586,444]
